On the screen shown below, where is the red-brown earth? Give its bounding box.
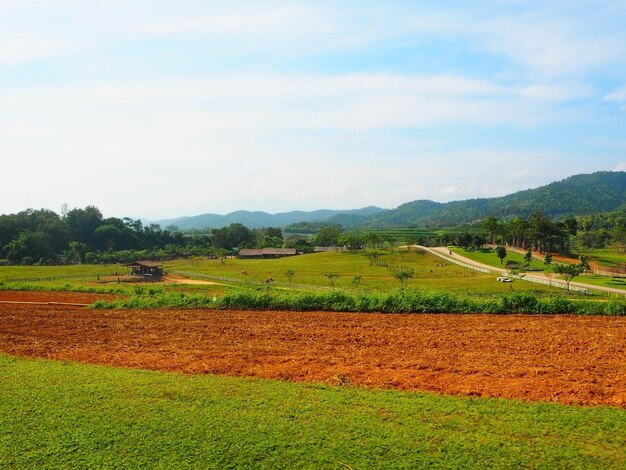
[1,290,625,407]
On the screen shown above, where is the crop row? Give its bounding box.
[91,288,626,315]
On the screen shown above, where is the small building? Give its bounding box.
[125,261,164,278]
[239,248,297,259]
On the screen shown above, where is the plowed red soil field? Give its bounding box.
[0,290,119,304]
[1,291,625,407]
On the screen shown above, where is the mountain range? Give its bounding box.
[154,171,626,231]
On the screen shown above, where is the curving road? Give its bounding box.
[422,246,626,297]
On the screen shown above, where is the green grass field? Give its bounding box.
[0,264,123,283]
[1,250,619,296]
[166,250,563,295]
[450,247,626,293]
[0,263,229,297]
[1,354,624,469]
[449,247,546,271]
[575,274,626,291]
[578,248,626,268]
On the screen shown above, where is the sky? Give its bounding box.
[1,0,626,220]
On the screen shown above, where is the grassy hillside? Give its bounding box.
[357,171,626,228]
[2,354,625,468]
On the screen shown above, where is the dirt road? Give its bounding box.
[426,246,626,296]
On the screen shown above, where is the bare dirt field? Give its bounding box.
[1,290,625,407]
[0,290,120,304]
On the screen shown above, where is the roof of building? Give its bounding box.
[261,248,297,255]
[239,248,297,256]
[125,260,163,268]
[239,249,264,257]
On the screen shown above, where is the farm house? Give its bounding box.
[238,248,297,259]
[125,261,164,278]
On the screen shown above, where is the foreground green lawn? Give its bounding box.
[1,354,624,469]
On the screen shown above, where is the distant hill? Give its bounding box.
[153,171,626,230]
[154,206,388,230]
[356,171,626,228]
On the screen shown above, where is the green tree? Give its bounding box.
[94,224,124,251]
[483,216,500,244]
[611,225,626,254]
[66,206,103,248]
[338,233,365,251]
[544,251,552,266]
[365,232,383,249]
[472,234,486,251]
[212,223,255,249]
[314,226,344,247]
[4,230,54,264]
[391,267,415,289]
[495,245,507,265]
[324,272,341,289]
[67,241,88,264]
[384,235,396,252]
[524,247,533,266]
[543,252,553,286]
[553,261,587,290]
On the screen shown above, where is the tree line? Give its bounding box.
[2,206,624,265]
[0,207,289,265]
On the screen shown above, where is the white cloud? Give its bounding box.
[0,1,624,217]
[0,33,72,66]
[615,162,626,171]
[604,86,626,111]
[439,186,458,195]
[138,4,325,37]
[0,73,560,147]
[515,83,593,102]
[2,1,624,80]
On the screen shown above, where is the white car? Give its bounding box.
[497,276,512,282]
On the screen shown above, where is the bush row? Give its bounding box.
[89,288,626,316]
[0,281,128,295]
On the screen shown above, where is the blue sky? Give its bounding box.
[1,0,625,219]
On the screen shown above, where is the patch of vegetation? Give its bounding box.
[0,281,128,295]
[166,251,563,295]
[450,247,546,271]
[1,354,625,469]
[90,288,626,316]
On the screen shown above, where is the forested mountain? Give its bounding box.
[155,171,625,230]
[1,172,624,265]
[354,171,626,228]
[154,206,387,230]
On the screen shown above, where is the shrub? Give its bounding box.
[81,286,626,316]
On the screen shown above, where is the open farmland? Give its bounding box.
[1,291,625,407]
[166,250,566,295]
[2,290,626,467]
